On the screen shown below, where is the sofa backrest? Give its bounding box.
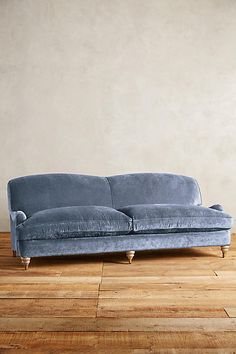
[8,174,112,216]
[8,173,202,216]
[107,173,202,209]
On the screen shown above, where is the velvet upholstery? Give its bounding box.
[8,210,27,251]
[119,204,233,233]
[7,173,232,258]
[107,173,202,209]
[18,230,231,258]
[8,173,112,217]
[17,206,132,240]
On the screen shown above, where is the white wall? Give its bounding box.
[1,0,236,230]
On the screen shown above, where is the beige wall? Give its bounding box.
[1,0,236,231]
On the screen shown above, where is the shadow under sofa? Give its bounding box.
[7,173,233,269]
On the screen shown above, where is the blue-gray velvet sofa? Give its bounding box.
[7,173,233,270]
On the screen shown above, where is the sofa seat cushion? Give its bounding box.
[17,206,132,240]
[119,204,233,234]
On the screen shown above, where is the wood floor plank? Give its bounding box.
[98,290,236,306]
[0,349,234,354]
[97,305,227,318]
[0,269,63,276]
[100,278,236,291]
[98,297,231,316]
[0,349,156,354]
[0,283,99,298]
[0,256,103,276]
[0,348,235,354]
[0,276,101,284]
[0,299,97,317]
[101,275,236,284]
[96,317,236,332]
[0,317,235,331]
[102,266,215,277]
[0,331,236,350]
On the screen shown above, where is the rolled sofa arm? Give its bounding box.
[10,210,27,225]
[9,211,27,252]
[209,204,224,212]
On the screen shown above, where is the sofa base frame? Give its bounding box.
[19,245,230,270]
[16,230,231,270]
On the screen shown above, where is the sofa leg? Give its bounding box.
[21,257,31,270]
[126,251,135,264]
[12,250,16,257]
[221,246,229,258]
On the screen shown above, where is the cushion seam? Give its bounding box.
[18,220,131,229]
[106,177,114,208]
[134,226,230,234]
[131,216,231,220]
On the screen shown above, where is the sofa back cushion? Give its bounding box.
[107,173,201,209]
[8,174,112,216]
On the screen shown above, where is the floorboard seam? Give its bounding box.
[223,308,230,318]
[96,259,104,317]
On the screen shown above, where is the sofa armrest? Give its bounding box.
[9,211,27,252]
[10,210,27,226]
[209,204,224,212]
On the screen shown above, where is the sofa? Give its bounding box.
[7,173,233,270]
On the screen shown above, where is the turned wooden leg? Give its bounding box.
[12,250,16,257]
[21,257,31,270]
[126,251,135,264]
[221,246,229,258]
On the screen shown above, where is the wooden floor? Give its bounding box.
[0,232,236,353]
